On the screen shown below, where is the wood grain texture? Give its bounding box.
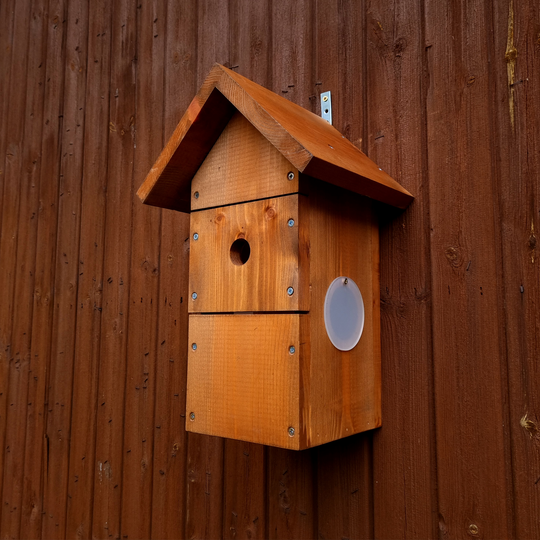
[0,0,48,537]
[223,441,266,539]
[19,1,68,537]
[91,0,136,536]
[267,449,316,539]
[1,1,540,538]
[492,1,540,537]
[186,314,302,450]
[149,2,196,538]
[313,2,375,537]
[317,435,373,540]
[185,433,224,540]
[225,7,273,537]
[41,2,89,537]
[119,1,165,537]
[366,0,438,537]
[189,195,308,313]
[0,0,15,225]
[303,179,381,448]
[425,0,513,537]
[184,4,230,537]
[138,64,413,212]
[64,0,111,536]
[0,0,35,536]
[191,111,299,211]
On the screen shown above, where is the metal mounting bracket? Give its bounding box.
[320,91,332,125]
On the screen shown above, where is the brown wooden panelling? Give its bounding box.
[119,1,165,538]
[0,0,35,537]
[1,0,539,538]
[492,1,540,538]
[41,2,89,537]
[0,1,32,534]
[91,0,136,537]
[149,2,196,538]
[65,0,111,536]
[19,1,68,537]
[425,0,513,537]
[1,0,49,537]
[366,0,438,537]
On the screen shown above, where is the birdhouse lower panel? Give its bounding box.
[186,313,304,450]
[189,195,309,313]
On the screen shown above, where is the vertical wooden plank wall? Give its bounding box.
[0,0,539,539]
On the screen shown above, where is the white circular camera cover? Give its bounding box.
[324,276,365,351]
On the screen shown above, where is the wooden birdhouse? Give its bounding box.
[137,64,413,450]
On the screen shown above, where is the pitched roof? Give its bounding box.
[137,64,413,212]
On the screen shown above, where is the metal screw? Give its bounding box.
[468,524,479,536]
[192,343,197,351]
[194,191,199,199]
[288,427,295,437]
[193,233,199,241]
[192,292,198,300]
[189,412,195,421]
[287,171,295,181]
[287,287,294,296]
[289,346,295,355]
[288,219,295,227]
[323,95,329,102]
[344,278,348,285]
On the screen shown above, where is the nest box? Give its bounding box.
[138,64,413,450]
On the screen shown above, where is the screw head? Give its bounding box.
[344,278,348,285]
[287,287,294,296]
[191,292,198,300]
[193,191,199,199]
[287,171,295,181]
[288,427,295,437]
[192,343,197,351]
[288,219,295,227]
[193,233,199,241]
[323,95,329,102]
[189,412,195,421]
[289,346,295,355]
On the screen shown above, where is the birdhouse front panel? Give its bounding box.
[138,64,413,449]
[187,313,305,450]
[190,111,299,211]
[189,195,309,313]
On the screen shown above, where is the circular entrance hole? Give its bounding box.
[230,238,251,266]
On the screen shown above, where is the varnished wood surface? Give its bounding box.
[1,0,539,538]
[138,64,414,211]
[189,195,308,313]
[186,314,302,449]
[191,111,299,210]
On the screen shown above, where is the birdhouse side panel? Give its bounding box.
[185,314,302,450]
[190,111,299,211]
[189,195,309,313]
[301,178,382,447]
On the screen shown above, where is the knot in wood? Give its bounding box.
[265,206,276,220]
[505,46,517,63]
